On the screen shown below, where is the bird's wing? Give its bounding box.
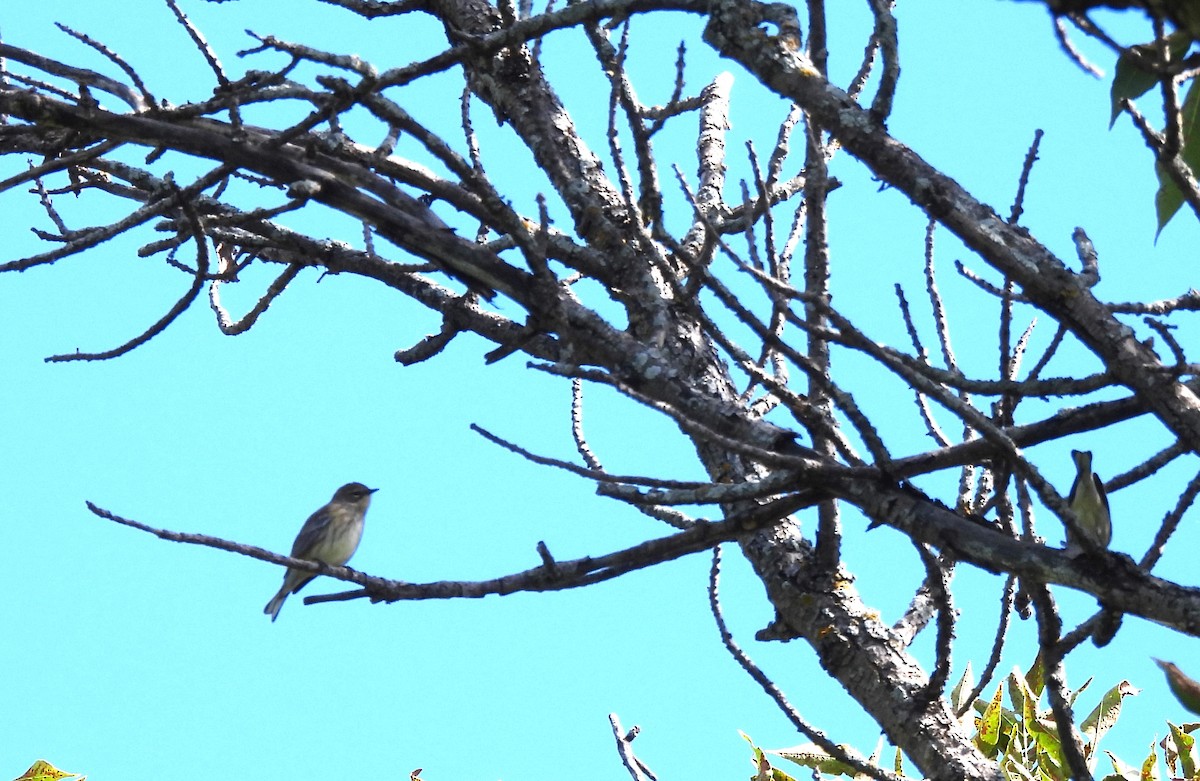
[1067,474,1081,505]
[290,508,331,558]
[1091,473,1110,513]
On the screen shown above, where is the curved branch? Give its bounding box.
[46,193,214,362]
[83,492,804,604]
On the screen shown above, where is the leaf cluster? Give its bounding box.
[1108,25,1200,232]
[959,658,1134,780]
[740,657,1150,781]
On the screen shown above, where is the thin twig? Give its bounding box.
[708,546,903,781]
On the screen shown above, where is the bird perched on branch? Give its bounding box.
[264,482,378,622]
[1066,450,1111,552]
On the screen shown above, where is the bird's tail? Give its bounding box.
[264,586,290,622]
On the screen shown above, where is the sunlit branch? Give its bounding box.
[952,573,1018,718]
[1028,584,1093,781]
[609,715,657,781]
[85,493,800,607]
[914,544,955,706]
[894,281,951,448]
[209,260,304,336]
[0,42,151,110]
[43,187,222,362]
[707,546,904,781]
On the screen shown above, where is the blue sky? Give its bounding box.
[3,1,1199,779]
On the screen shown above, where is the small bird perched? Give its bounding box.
[264,482,378,622]
[1066,450,1111,552]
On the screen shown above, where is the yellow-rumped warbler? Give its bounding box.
[264,482,377,622]
[1066,450,1111,551]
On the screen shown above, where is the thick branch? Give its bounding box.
[702,1,1200,457]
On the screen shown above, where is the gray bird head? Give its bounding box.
[332,482,378,505]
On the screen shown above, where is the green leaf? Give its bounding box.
[1001,754,1038,781]
[742,732,793,781]
[741,731,766,776]
[1025,654,1045,700]
[1110,32,1194,127]
[1007,668,1027,717]
[1067,676,1094,710]
[1021,682,1066,775]
[1165,722,1198,778]
[1111,54,1157,127]
[771,743,859,777]
[13,761,82,781]
[1154,79,1200,235]
[1080,680,1139,755]
[951,662,975,716]
[1140,739,1161,781]
[1155,159,1185,234]
[1100,748,1145,781]
[976,684,1005,756]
